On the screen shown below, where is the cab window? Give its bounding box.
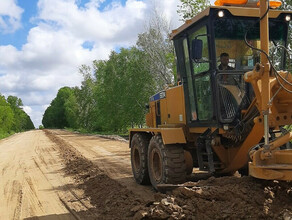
[190,26,213,121]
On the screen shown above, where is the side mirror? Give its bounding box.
[191,39,203,61]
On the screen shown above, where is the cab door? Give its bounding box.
[182,25,214,125]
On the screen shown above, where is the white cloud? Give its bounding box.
[23,105,32,114]
[0,0,23,33]
[36,0,147,45]
[0,45,19,66]
[0,0,184,127]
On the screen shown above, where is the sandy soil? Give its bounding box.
[48,129,155,201]
[1,129,292,220]
[0,130,95,220]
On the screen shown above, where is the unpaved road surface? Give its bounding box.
[0,130,94,220]
[0,129,292,220]
[48,130,155,201]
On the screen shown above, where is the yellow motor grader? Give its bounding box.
[130,0,292,189]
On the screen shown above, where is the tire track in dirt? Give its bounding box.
[52,130,156,201]
[0,131,87,220]
[44,129,153,219]
[32,145,96,220]
[12,180,23,220]
[1,163,9,176]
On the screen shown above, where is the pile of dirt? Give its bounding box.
[45,130,292,220]
[139,177,292,219]
[44,130,148,219]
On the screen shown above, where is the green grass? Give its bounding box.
[65,127,129,137]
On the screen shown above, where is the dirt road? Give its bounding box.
[0,130,95,220]
[0,129,155,220]
[48,130,155,201]
[1,129,292,220]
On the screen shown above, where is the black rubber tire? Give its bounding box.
[130,133,150,185]
[148,135,186,190]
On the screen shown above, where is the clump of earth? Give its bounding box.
[138,176,292,220]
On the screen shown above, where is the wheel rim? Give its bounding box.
[132,146,141,173]
[152,148,162,181]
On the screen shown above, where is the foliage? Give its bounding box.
[7,96,34,132]
[0,93,34,139]
[177,0,210,21]
[280,0,292,52]
[276,1,292,71]
[75,65,97,130]
[0,95,14,134]
[136,9,176,89]
[42,47,156,133]
[93,47,156,132]
[280,0,292,10]
[42,87,78,129]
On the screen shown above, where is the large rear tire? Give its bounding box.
[130,133,150,185]
[148,135,186,189]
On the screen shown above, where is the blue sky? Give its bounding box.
[0,0,38,49]
[0,0,184,127]
[0,0,129,49]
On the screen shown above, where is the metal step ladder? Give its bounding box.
[197,129,222,173]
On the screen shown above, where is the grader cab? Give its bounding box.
[130,0,292,189]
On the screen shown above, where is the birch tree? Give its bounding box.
[177,0,210,21]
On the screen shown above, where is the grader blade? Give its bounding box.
[249,151,292,180]
[249,132,292,180]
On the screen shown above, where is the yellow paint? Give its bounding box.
[166,86,186,124]
[214,0,281,8]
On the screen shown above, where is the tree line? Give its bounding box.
[42,48,173,132]
[0,94,35,139]
[42,0,292,133]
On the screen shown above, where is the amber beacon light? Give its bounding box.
[214,0,282,8]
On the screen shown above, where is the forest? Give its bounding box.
[42,43,174,132]
[42,0,292,134]
[0,94,34,139]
